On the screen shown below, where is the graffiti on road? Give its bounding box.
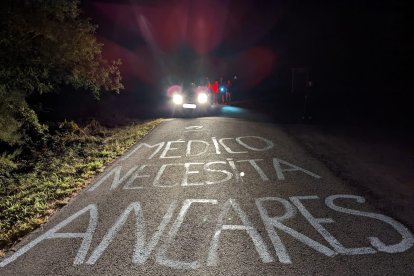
[1,195,413,268]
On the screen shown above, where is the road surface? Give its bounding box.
[1,117,413,275]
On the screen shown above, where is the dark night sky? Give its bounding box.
[77,0,412,124]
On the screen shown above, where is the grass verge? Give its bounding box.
[0,119,164,257]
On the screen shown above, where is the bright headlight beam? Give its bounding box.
[198,93,208,104]
[172,94,183,105]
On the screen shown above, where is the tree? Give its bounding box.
[0,0,123,147]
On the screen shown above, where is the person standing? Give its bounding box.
[226,79,232,104]
[211,80,219,105]
[206,77,213,104]
[219,77,226,104]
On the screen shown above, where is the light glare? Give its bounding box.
[198,93,208,104]
[173,94,183,105]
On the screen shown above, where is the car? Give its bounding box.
[168,82,212,116]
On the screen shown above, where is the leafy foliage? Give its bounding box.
[0,1,129,256]
[0,119,163,254]
[0,0,123,149]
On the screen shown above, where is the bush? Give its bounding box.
[0,118,163,252]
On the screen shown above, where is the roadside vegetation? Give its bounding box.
[0,1,155,256]
[0,118,163,256]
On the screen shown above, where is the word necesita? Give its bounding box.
[1,195,412,269]
[88,157,321,191]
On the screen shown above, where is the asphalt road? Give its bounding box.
[1,117,413,275]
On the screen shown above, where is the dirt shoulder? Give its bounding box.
[285,124,414,230]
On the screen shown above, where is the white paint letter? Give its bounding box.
[86,201,177,265]
[123,165,150,189]
[204,161,233,185]
[236,136,274,151]
[88,166,137,191]
[160,140,185,159]
[211,137,221,154]
[290,196,376,255]
[207,199,273,266]
[156,199,217,269]
[219,138,247,154]
[185,125,203,130]
[186,140,209,157]
[228,158,242,182]
[182,162,204,186]
[153,164,182,187]
[0,204,98,267]
[256,197,336,264]
[121,142,165,161]
[326,195,414,253]
[272,158,321,180]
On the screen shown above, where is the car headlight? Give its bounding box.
[172,94,183,105]
[197,93,208,104]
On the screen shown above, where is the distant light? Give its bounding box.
[198,93,208,104]
[172,94,183,105]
